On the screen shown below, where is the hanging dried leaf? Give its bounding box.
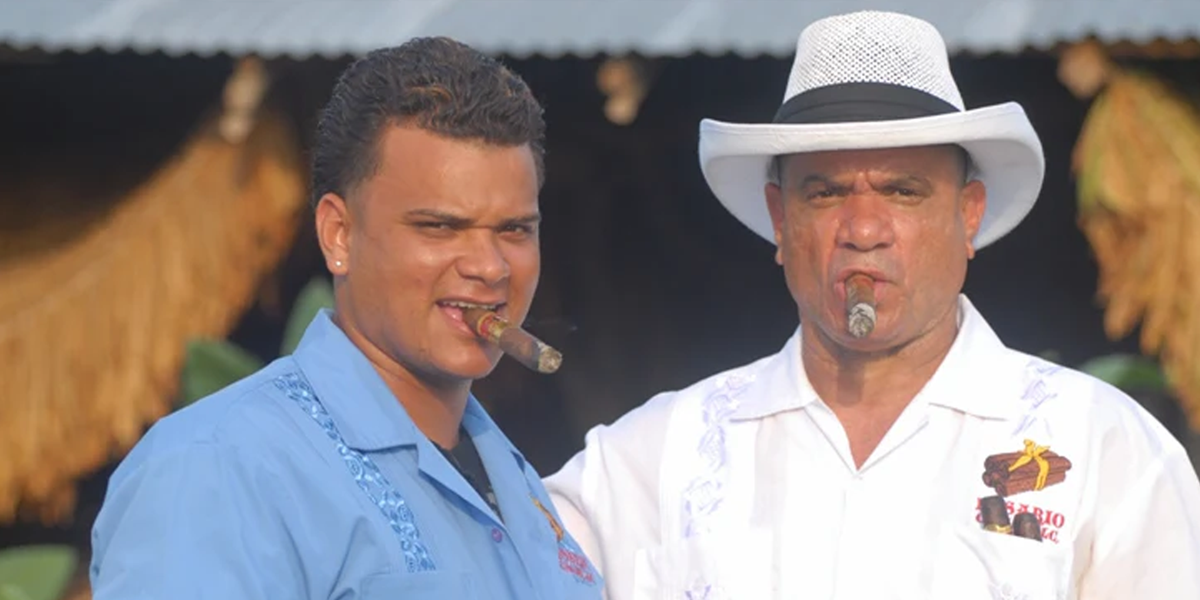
[1073,68,1200,430]
[0,107,306,524]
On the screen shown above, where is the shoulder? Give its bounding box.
[108,357,315,493]
[545,348,778,500]
[1000,349,1189,469]
[593,351,777,447]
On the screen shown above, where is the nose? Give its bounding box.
[456,231,510,285]
[835,184,895,252]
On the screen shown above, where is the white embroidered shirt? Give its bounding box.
[543,295,1200,600]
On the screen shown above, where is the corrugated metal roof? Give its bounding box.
[2,0,1199,59]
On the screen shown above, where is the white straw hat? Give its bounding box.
[698,10,1045,249]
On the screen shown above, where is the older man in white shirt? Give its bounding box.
[544,10,1200,600]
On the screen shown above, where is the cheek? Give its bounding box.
[505,243,541,290]
[897,218,969,290]
[782,216,830,271]
[779,217,832,305]
[358,235,447,304]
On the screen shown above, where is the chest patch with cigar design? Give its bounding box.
[982,439,1073,497]
[975,439,1074,544]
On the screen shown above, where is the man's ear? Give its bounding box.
[765,182,786,265]
[315,192,352,275]
[960,180,986,260]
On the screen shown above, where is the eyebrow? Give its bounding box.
[882,174,933,187]
[403,208,473,227]
[794,173,935,190]
[403,208,542,227]
[796,174,840,189]
[500,213,542,228]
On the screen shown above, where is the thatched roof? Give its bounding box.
[0,59,306,524]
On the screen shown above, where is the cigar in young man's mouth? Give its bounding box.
[845,273,877,339]
[462,307,563,374]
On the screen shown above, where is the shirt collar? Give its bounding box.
[916,295,1025,420]
[289,309,420,451]
[462,394,527,470]
[730,295,1023,422]
[729,327,817,422]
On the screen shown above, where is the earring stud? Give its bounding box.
[335,260,343,268]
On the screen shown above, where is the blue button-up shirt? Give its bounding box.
[90,310,603,599]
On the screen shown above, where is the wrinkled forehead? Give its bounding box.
[775,144,970,182]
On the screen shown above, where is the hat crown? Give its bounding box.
[785,11,964,111]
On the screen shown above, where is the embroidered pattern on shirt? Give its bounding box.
[685,580,730,600]
[1012,358,1063,437]
[989,582,1031,600]
[273,372,437,573]
[989,581,1068,600]
[680,374,753,539]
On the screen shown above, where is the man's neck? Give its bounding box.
[376,365,470,449]
[802,303,961,412]
[333,313,470,449]
[800,303,961,468]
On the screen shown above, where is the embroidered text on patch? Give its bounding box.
[974,497,1070,543]
[558,545,596,585]
[681,374,753,539]
[274,373,437,573]
[531,495,597,585]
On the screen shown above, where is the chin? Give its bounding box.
[434,350,503,382]
[821,314,898,351]
[838,334,895,353]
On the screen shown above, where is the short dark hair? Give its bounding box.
[311,37,546,209]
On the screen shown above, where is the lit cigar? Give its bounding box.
[845,273,877,339]
[462,307,563,374]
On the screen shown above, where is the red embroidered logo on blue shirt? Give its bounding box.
[532,496,597,585]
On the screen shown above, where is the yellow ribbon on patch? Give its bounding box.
[532,495,565,541]
[1008,439,1051,491]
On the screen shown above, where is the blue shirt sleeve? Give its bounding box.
[90,438,307,600]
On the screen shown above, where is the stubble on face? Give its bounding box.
[319,124,543,393]
[766,145,985,362]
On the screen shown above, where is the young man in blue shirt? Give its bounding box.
[90,37,601,600]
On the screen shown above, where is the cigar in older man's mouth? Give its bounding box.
[845,273,877,339]
[462,307,563,374]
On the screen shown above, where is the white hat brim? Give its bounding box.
[698,102,1045,249]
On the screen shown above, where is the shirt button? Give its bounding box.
[491,527,504,543]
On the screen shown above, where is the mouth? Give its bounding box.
[834,270,888,301]
[835,267,889,283]
[437,300,506,333]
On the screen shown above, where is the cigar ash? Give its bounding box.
[844,275,877,338]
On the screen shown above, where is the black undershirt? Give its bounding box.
[437,427,503,523]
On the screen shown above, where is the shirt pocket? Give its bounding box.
[631,528,774,600]
[359,570,476,598]
[931,522,1070,600]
